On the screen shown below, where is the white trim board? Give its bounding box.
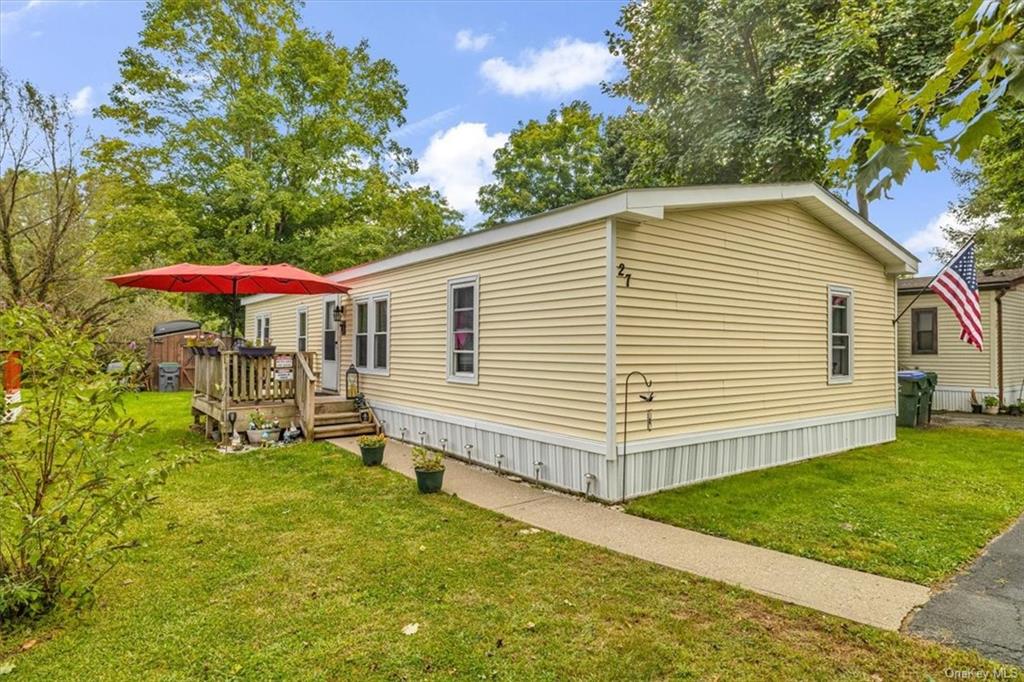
[241,183,918,306]
[604,217,617,461]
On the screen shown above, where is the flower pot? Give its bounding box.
[1008,405,1021,417]
[360,444,385,466]
[415,468,445,494]
[236,345,275,358]
[971,404,983,414]
[203,346,221,357]
[983,405,1000,415]
[246,428,281,444]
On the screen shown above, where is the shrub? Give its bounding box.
[0,306,190,622]
[411,446,444,472]
[983,395,1000,407]
[356,434,386,449]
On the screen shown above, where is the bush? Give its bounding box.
[356,434,386,449]
[0,306,190,622]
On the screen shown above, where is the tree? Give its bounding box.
[477,102,615,226]
[0,71,93,308]
[606,0,960,215]
[95,0,460,321]
[935,102,1024,269]
[831,0,1023,207]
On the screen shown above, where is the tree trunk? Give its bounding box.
[856,187,870,220]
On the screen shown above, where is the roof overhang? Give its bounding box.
[242,183,918,306]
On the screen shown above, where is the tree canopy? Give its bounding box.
[604,0,960,214]
[93,0,460,320]
[477,101,616,226]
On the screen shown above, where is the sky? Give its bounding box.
[0,0,969,274]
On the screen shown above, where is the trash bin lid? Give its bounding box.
[897,370,927,381]
[158,362,181,370]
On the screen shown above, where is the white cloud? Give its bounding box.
[415,122,508,216]
[0,0,44,35]
[394,106,459,139]
[69,86,93,116]
[903,211,958,275]
[480,38,618,97]
[455,29,493,52]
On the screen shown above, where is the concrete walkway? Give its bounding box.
[907,514,1024,667]
[331,437,930,631]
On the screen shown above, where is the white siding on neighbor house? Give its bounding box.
[340,222,609,442]
[615,203,898,447]
[897,289,997,388]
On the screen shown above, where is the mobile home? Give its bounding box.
[242,183,918,501]
[897,268,1024,411]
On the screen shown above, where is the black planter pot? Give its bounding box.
[360,444,385,466]
[236,345,275,358]
[971,404,983,414]
[415,469,444,494]
[203,346,221,357]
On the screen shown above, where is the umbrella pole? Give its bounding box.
[229,279,238,345]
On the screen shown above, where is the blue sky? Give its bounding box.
[1,0,966,273]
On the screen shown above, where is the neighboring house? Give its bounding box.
[242,183,918,501]
[897,268,1024,411]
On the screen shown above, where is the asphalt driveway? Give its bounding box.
[907,514,1024,667]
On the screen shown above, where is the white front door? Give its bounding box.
[321,297,339,392]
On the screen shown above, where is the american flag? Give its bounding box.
[929,241,984,352]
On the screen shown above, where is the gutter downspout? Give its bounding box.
[995,287,1008,405]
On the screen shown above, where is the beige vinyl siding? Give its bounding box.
[340,222,608,441]
[244,293,333,377]
[615,203,897,442]
[1001,287,1024,397]
[896,289,997,387]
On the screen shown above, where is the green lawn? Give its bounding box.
[627,426,1024,586]
[0,393,1008,679]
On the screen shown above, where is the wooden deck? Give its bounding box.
[191,350,378,442]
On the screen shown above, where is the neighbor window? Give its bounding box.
[828,286,853,383]
[447,275,479,383]
[911,308,937,354]
[354,292,389,373]
[296,307,308,352]
[255,313,271,344]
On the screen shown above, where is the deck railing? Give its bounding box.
[193,350,317,406]
[294,352,317,438]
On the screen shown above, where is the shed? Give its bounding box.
[147,320,201,390]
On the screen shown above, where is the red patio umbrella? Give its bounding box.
[106,262,349,340]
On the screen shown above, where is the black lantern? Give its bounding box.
[333,305,346,335]
[345,364,359,399]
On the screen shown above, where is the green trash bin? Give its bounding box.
[897,371,928,427]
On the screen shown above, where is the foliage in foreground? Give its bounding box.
[1,393,1005,679]
[0,306,190,621]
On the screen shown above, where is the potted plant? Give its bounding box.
[235,338,276,358]
[357,434,387,466]
[969,389,983,414]
[1009,399,1023,417]
[246,410,281,444]
[411,446,445,493]
[983,395,1000,415]
[185,333,221,356]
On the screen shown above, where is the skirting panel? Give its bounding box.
[933,386,997,412]
[371,401,897,503]
[618,413,895,500]
[370,403,611,499]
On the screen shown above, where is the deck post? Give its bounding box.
[220,353,230,442]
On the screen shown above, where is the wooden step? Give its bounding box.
[314,411,362,426]
[313,422,376,439]
[314,398,356,414]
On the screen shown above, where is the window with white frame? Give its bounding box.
[354,292,389,373]
[828,286,853,383]
[254,313,271,344]
[296,307,308,352]
[447,275,479,383]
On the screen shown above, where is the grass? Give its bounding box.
[627,426,1024,586]
[0,393,1011,679]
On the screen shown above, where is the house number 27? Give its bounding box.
[617,263,632,287]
